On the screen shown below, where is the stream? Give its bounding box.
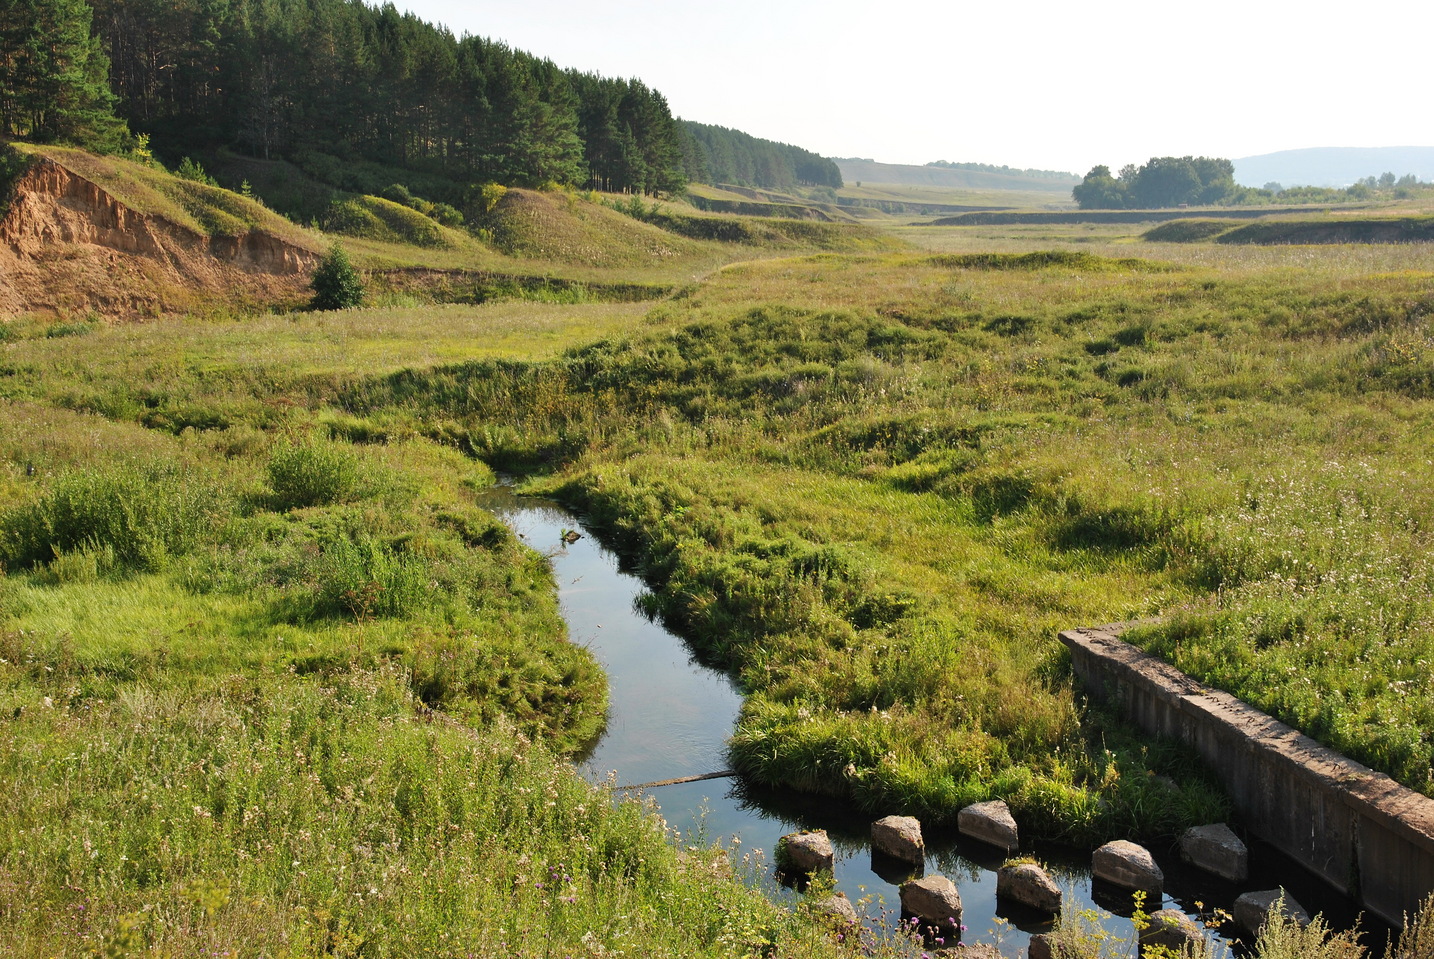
[484,489,1385,957]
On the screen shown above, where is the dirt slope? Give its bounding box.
[0,157,320,319]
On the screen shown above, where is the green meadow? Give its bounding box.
[3,155,1434,955]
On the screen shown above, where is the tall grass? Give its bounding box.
[266,435,364,510]
[0,668,865,958]
[0,462,226,572]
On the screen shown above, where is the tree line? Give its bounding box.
[2,0,843,197]
[1075,156,1433,210]
[0,0,125,149]
[926,159,1075,182]
[88,0,687,193]
[1072,156,1238,209]
[679,121,842,191]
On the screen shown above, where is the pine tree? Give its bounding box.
[310,244,364,311]
[0,0,127,149]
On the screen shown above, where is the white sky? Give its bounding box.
[398,0,1433,175]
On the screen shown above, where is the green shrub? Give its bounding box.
[473,181,507,214]
[45,319,96,338]
[430,201,463,226]
[379,182,415,206]
[174,156,217,185]
[0,463,223,572]
[1393,894,1434,959]
[308,534,428,620]
[309,244,364,311]
[265,437,363,510]
[1252,897,1365,959]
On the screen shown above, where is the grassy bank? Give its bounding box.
[339,247,1434,828]
[0,300,898,957]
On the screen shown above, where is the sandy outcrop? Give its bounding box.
[0,158,318,319]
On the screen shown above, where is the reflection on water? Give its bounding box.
[485,489,1386,957]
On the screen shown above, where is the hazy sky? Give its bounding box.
[398,0,1432,175]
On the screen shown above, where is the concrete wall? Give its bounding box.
[1061,624,1434,928]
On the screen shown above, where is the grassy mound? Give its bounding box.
[1217,215,1434,245]
[1143,219,1239,242]
[645,209,902,251]
[927,250,1175,272]
[482,188,708,266]
[322,194,463,248]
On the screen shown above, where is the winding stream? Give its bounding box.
[485,489,1383,957]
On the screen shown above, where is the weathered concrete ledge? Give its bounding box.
[1061,624,1434,928]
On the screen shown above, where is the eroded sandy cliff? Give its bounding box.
[0,158,319,318]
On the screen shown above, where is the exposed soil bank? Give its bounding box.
[0,158,317,319]
[1062,624,1434,928]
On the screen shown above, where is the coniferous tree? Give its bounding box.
[48,0,823,200]
[310,243,364,310]
[679,120,840,191]
[0,0,126,148]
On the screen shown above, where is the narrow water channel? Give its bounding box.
[484,489,1386,958]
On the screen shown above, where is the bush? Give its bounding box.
[266,437,363,510]
[308,534,428,620]
[0,463,222,572]
[379,182,414,206]
[431,201,464,227]
[174,156,217,185]
[309,244,364,310]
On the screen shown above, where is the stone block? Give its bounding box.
[1179,823,1249,882]
[899,874,963,930]
[1139,909,1205,953]
[777,829,833,875]
[996,861,1061,914]
[808,891,858,925]
[1092,839,1163,895]
[1233,889,1311,936]
[957,799,1019,854]
[872,814,925,864]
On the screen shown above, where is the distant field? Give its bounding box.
[835,157,1078,194]
[836,181,1075,214]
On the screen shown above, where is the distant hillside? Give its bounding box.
[835,158,1078,193]
[1234,147,1434,188]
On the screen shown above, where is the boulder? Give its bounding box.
[777,830,834,875]
[1179,823,1249,883]
[808,891,859,925]
[899,874,963,930]
[1233,889,1311,936]
[1028,934,1085,959]
[1140,909,1205,953]
[996,861,1061,914]
[1092,840,1163,895]
[872,814,925,864]
[957,799,1019,854]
